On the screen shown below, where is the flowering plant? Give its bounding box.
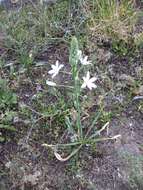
[43,37,120,161]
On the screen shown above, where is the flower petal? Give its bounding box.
[89,77,97,83]
[87,82,97,90]
[81,82,86,89]
[51,64,56,70]
[51,72,57,78]
[55,60,59,67]
[48,70,55,74]
[81,56,92,65]
[86,71,90,80]
[46,80,56,86]
[58,64,64,70]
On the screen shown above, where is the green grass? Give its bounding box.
[77,0,141,56]
[86,0,138,40]
[0,79,17,142]
[0,1,69,63]
[0,1,86,66]
[0,79,17,109]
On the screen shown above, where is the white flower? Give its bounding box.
[81,71,97,90]
[46,80,57,86]
[80,56,92,65]
[77,50,92,65]
[77,50,82,60]
[48,60,64,78]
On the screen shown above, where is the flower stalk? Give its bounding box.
[69,37,82,138]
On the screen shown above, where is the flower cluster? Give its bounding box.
[46,50,97,90]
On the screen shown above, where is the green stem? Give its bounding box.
[74,73,82,138]
[69,37,83,138]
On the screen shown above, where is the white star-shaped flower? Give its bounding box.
[48,60,64,78]
[77,50,92,65]
[80,56,92,65]
[81,71,97,90]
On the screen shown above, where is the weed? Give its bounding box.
[0,79,17,109]
[0,79,17,142]
[112,39,134,56]
[43,37,120,161]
